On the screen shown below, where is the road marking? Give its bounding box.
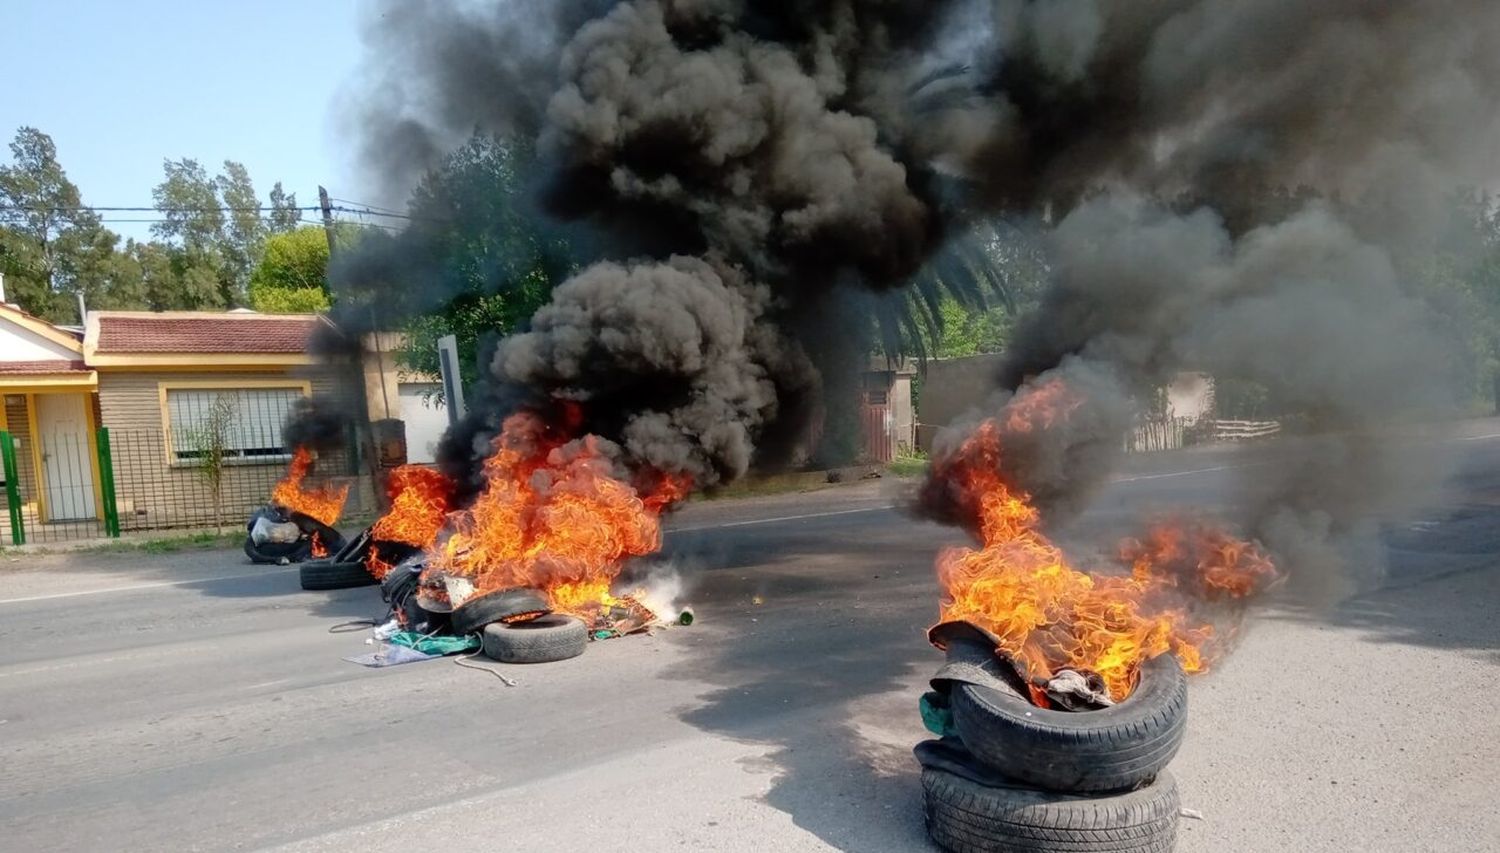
[0,566,299,605]
[1454,432,1500,442]
[1109,464,1248,483]
[670,505,896,533]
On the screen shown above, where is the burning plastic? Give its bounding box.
[929,380,1279,703]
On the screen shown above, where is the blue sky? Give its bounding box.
[2,1,371,239]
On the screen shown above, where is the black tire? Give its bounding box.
[449,587,550,636]
[922,766,1180,853]
[299,559,378,590]
[244,536,312,565]
[481,614,588,663]
[951,653,1187,794]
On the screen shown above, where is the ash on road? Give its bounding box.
[2,435,1498,852]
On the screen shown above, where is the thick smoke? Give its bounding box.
[282,398,350,455]
[494,254,815,486]
[349,1,1500,589]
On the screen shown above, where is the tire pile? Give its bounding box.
[244,505,345,566]
[299,540,591,665]
[918,625,1187,853]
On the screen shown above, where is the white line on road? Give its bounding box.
[1454,432,1500,442]
[1108,464,1248,483]
[670,505,896,533]
[0,566,299,605]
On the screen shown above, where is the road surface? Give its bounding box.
[2,430,1498,852]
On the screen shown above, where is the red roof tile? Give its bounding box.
[94,314,320,354]
[0,359,89,375]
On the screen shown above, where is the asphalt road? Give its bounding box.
[2,428,1499,852]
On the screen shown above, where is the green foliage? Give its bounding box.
[251,226,329,292]
[267,182,302,234]
[1,127,302,319]
[250,285,330,314]
[387,135,573,388]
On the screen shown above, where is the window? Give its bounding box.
[164,385,306,463]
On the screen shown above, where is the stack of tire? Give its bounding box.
[920,633,1187,853]
[296,529,379,590]
[245,505,345,567]
[448,587,589,664]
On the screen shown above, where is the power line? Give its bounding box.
[1,204,322,213]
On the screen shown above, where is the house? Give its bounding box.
[0,304,370,542]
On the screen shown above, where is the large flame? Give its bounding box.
[426,409,689,616]
[934,380,1277,703]
[271,447,349,527]
[372,465,454,548]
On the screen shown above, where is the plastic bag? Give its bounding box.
[250,515,302,545]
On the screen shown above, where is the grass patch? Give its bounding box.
[887,456,929,478]
[4,530,245,557]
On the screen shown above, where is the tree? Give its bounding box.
[216,161,266,298]
[151,157,270,307]
[341,134,574,389]
[0,127,117,320]
[267,182,301,233]
[182,392,238,533]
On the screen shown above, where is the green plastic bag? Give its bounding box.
[919,691,957,738]
[389,631,481,656]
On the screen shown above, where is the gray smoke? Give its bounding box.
[350,1,1499,583]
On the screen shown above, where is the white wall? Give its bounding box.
[398,382,449,464]
[0,318,78,362]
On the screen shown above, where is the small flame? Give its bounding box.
[933,380,1278,702]
[366,546,394,581]
[271,447,349,527]
[310,531,329,559]
[371,465,455,548]
[426,409,690,617]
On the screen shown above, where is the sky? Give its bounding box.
[1,1,373,240]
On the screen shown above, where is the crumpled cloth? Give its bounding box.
[1044,669,1115,711]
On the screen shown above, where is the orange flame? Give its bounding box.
[366,546,394,581]
[271,447,349,527]
[371,465,454,548]
[310,531,329,559]
[934,381,1277,702]
[427,409,690,616]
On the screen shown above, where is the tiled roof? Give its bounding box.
[93,313,321,354]
[0,359,89,375]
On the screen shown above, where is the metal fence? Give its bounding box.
[0,421,366,546]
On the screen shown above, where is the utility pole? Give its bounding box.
[318,186,338,258]
[320,185,387,510]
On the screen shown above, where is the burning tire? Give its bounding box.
[951,653,1187,794]
[921,765,1180,853]
[449,587,550,636]
[244,537,313,565]
[481,614,588,663]
[299,559,378,591]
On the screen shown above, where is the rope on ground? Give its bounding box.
[454,651,517,686]
[328,619,380,633]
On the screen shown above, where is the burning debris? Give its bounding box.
[245,448,348,565]
[299,431,691,665]
[926,378,1279,704]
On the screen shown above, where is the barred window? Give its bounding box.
[164,386,305,463]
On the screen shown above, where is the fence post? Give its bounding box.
[1,430,25,545]
[96,427,121,538]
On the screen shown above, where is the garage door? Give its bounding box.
[398,383,449,465]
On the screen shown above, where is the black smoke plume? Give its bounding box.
[346,1,1500,590]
